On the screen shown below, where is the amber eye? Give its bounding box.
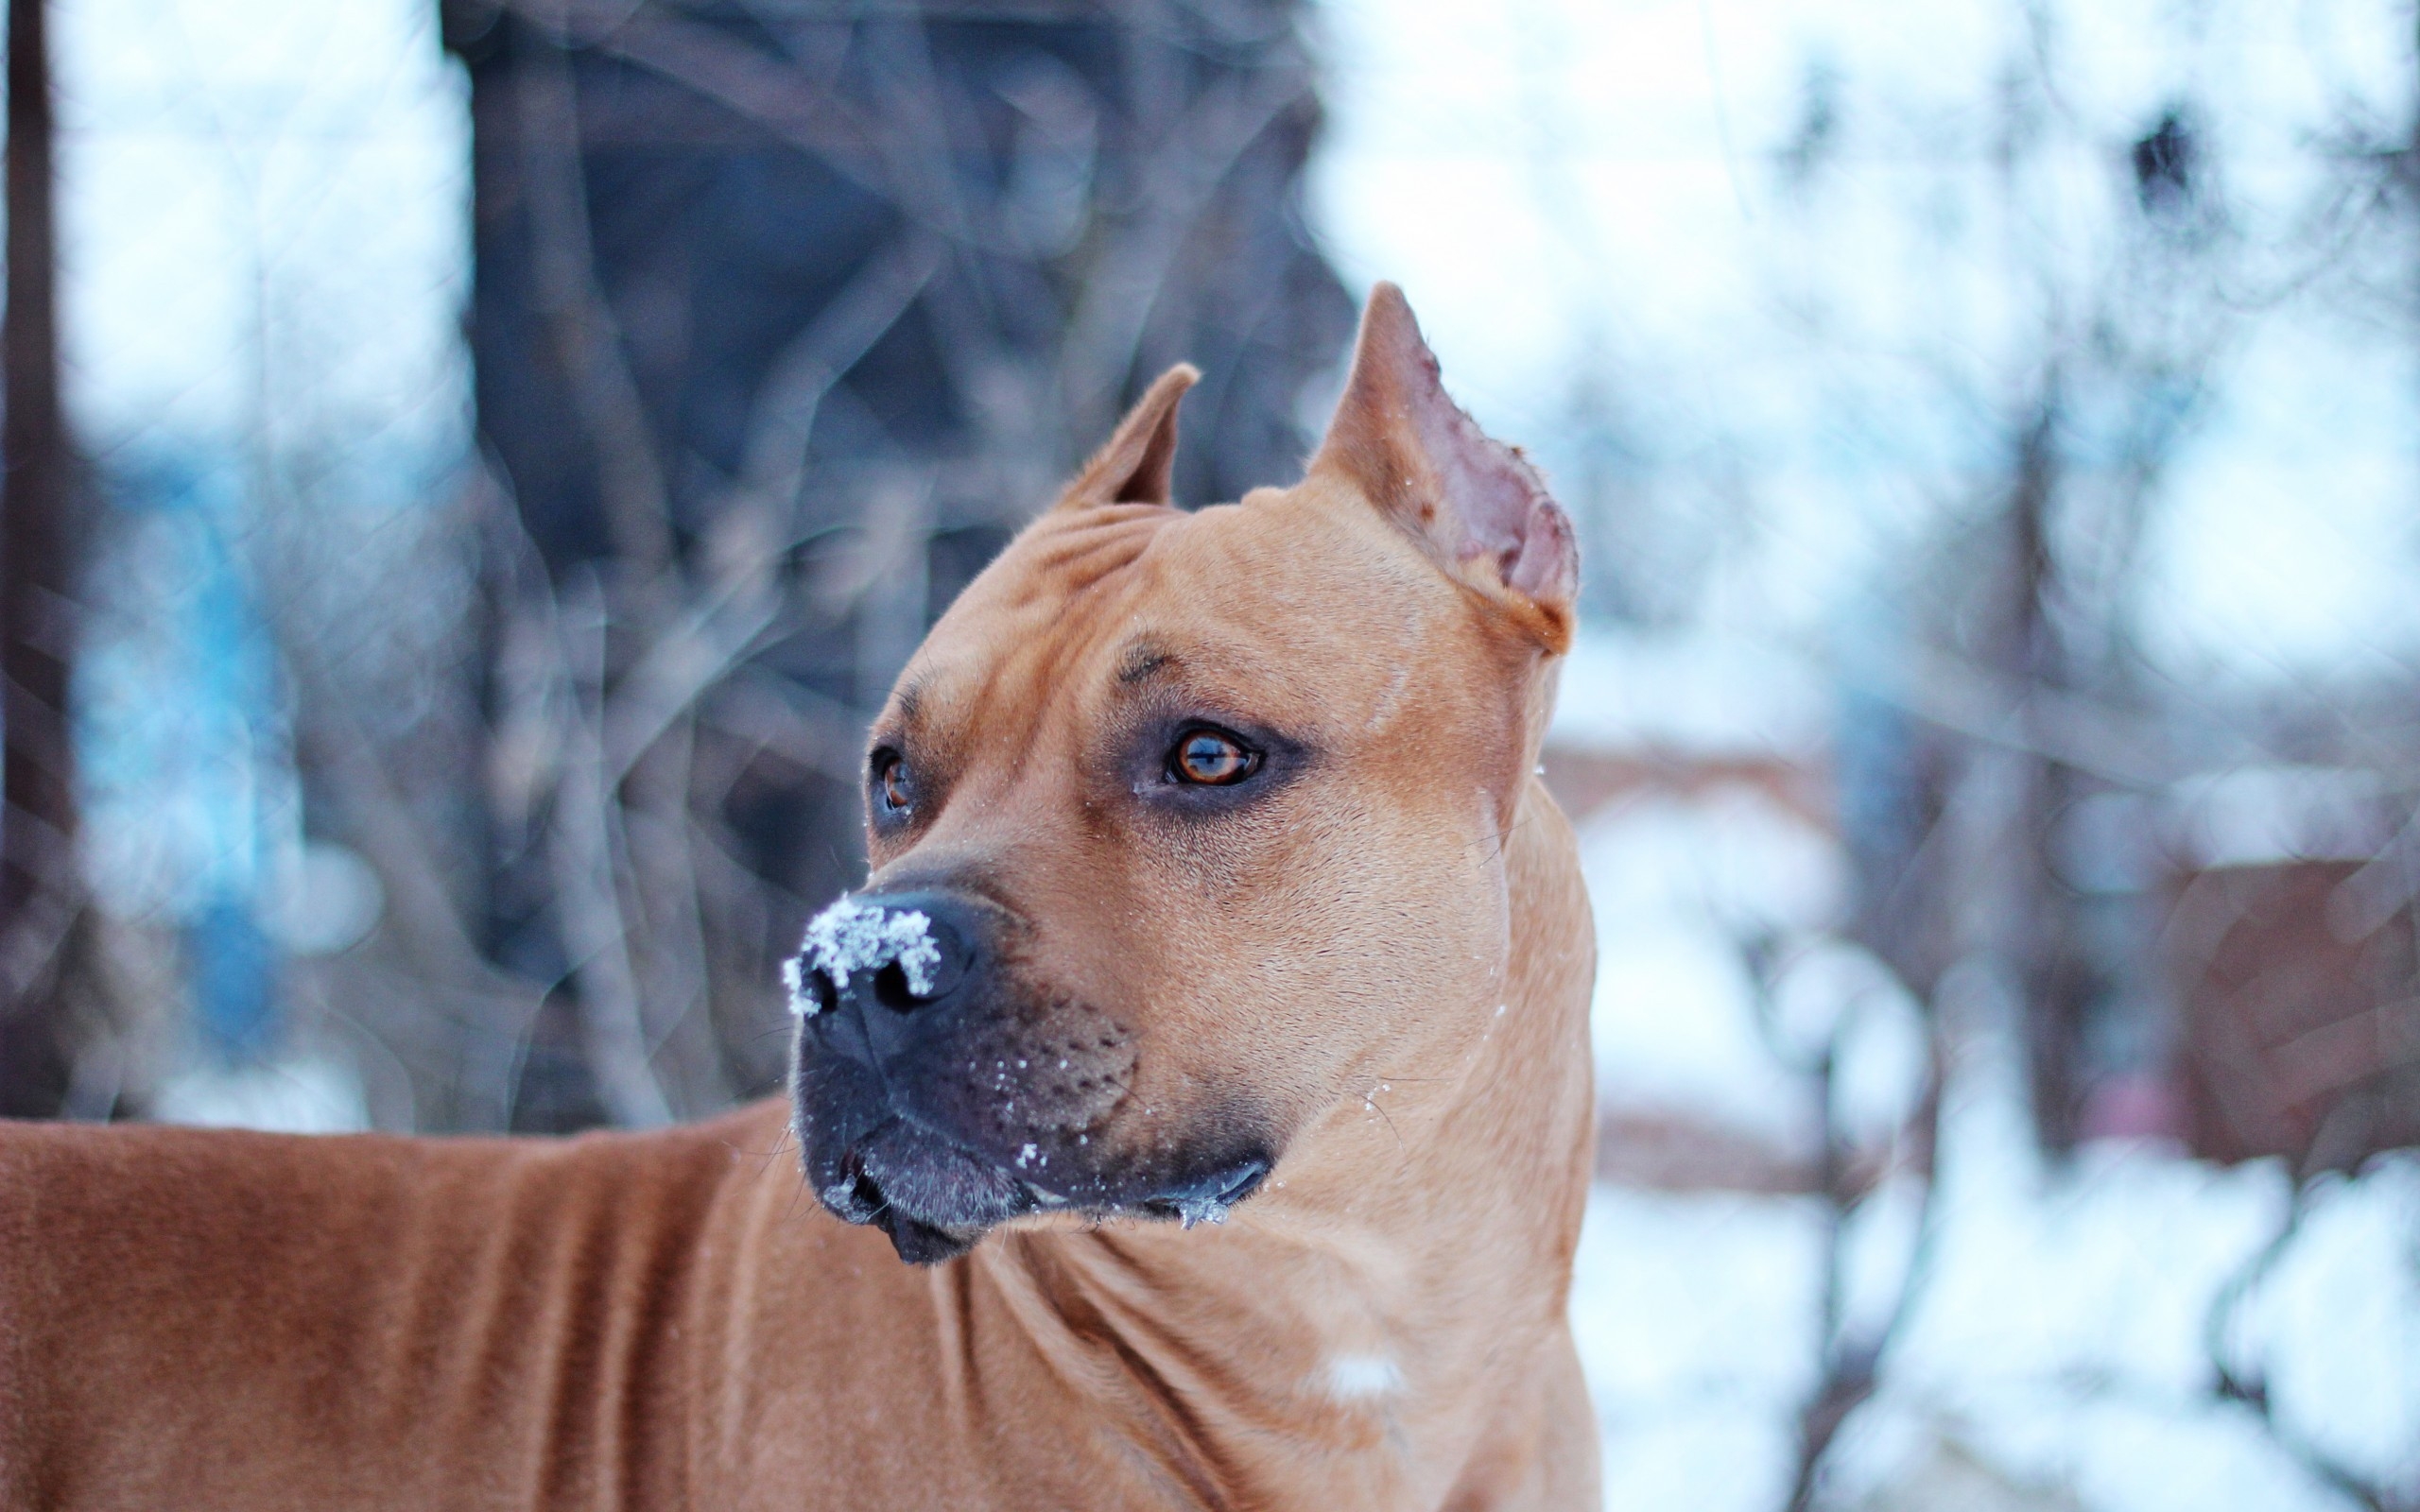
[1169,727,1260,786]
[873,752,911,813]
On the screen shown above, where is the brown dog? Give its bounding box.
[0,284,1598,1510]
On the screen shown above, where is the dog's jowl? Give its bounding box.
[0,284,1599,1511]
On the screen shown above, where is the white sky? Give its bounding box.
[40,0,2420,681]
[54,0,466,459]
[1308,0,2420,680]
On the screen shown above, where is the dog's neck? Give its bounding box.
[958,776,1595,1500]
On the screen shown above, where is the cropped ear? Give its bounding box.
[1309,284,1576,648]
[1057,363,1199,509]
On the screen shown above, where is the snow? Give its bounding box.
[1566,1007,2420,1512]
[1550,631,1831,762]
[1779,946,1928,1146]
[1578,787,1841,934]
[1577,787,1845,1151]
[152,1054,370,1135]
[1554,629,2419,1510]
[1588,916,1806,1148]
[2239,1161,2420,1493]
[787,896,942,1014]
[1826,1393,2372,1512]
[1569,1186,1826,1512]
[1571,1107,2420,1509]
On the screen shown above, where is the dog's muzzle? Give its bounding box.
[786,888,1272,1264]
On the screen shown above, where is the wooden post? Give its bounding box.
[1,0,81,1115]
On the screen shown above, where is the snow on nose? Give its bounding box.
[781,895,943,1016]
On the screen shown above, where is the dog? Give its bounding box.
[0,284,1599,1510]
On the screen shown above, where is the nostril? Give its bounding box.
[850,1167,887,1216]
[807,968,840,1017]
[801,892,973,1013]
[871,960,922,1013]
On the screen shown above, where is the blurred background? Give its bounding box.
[0,0,2414,1506]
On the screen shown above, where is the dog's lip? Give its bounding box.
[821,1115,1043,1223]
[1138,1155,1271,1227]
[811,1107,1274,1245]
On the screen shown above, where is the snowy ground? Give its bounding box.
[1563,731,2420,1512]
[1569,1096,2420,1511]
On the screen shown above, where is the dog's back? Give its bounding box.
[0,1106,784,1509]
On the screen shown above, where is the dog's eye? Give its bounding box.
[873,751,911,813]
[1167,727,1260,786]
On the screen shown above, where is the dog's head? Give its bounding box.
[787,285,1579,1263]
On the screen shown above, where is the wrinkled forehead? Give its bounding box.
[889,491,1455,745]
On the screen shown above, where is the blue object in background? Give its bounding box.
[76,449,299,1066]
[184,890,277,1061]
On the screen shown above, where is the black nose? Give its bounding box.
[788,889,988,1038]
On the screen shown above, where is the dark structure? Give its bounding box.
[436,0,1353,1127]
[2168,857,2420,1167]
[0,0,83,1117]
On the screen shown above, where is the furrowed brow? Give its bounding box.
[1115,642,1178,686]
[873,679,926,746]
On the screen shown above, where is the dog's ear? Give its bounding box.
[1058,364,1199,509]
[1309,284,1577,649]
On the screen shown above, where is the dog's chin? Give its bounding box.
[814,1121,1036,1265]
[804,1119,1282,1264]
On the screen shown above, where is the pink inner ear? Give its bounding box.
[1405,354,1578,605]
[1314,284,1579,612]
